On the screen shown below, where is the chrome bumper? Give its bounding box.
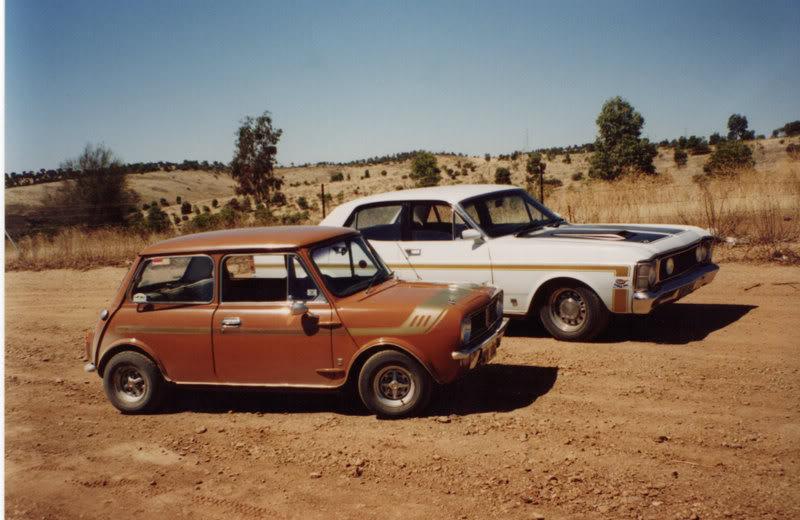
[632,263,719,314]
[451,318,510,367]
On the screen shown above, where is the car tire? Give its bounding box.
[357,350,432,418]
[103,351,165,413]
[538,283,609,341]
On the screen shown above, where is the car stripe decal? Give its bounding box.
[348,285,474,336]
[116,325,208,335]
[386,263,630,278]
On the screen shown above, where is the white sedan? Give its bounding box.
[321,185,719,341]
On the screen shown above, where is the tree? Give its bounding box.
[180,201,192,215]
[230,111,283,205]
[494,167,512,185]
[703,140,755,176]
[773,120,800,137]
[525,152,546,199]
[727,114,755,141]
[588,97,657,181]
[673,147,688,167]
[43,143,137,228]
[709,132,724,145]
[409,152,441,187]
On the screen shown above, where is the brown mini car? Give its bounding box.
[84,226,508,417]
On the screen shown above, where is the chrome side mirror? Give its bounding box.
[290,301,309,316]
[461,229,482,241]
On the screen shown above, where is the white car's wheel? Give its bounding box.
[539,284,609,341]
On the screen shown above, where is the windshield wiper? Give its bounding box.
[514,218,566,236]
[363,270,389,294]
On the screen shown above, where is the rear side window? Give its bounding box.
[132,256,214,304]
[347,204,403,241]
[222,254,325,303]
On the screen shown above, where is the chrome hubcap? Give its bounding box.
[113,365,146,403]
[549,288,587,332]
[373,365,415,408]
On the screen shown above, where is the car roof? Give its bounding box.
[139,226,359,256]
[321,184,520,224]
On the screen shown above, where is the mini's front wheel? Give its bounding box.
[103,351,165,413]
[357,350,432,418]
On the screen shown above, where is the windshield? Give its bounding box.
[461,189,561,238]
[311,236,392,297]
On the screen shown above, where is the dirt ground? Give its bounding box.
[4,263,800,519]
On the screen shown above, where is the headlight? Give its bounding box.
[664,258,675,276]
[460,317,472,344]
[495,297,504,319]
[695,244,707,263]
[634,261,656,291]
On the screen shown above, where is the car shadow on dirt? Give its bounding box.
[506,303,756,345]
[162,364,558,417]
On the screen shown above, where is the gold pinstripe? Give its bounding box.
[386,263,630,278]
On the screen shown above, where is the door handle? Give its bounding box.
[221,317,241,328]
[405,248,422,256]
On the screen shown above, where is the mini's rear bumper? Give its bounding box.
[632,263,719,314]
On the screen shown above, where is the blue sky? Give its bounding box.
[5,0,800,172]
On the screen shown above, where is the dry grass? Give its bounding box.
[5,228,171,271]
[6,136,800,270]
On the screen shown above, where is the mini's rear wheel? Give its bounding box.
[357,350,432,418]
[103,351,165,413]
[539,284,609,341]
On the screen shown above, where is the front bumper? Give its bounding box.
[451,318,510,368]
[632,263,719,314]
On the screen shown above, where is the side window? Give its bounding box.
[348,204,403,241]
[223,254,287,302]
[288,257,326,302]
[222,254,324,303]
[409,203,456,241]
[132,255,213,303]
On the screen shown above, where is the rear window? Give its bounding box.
[132,255,214,304]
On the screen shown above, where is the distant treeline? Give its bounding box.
[5,159,228,188]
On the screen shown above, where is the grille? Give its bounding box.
[659,245,700,282]
[469,297,499,340]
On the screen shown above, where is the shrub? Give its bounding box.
[159,198,169,207]
[142,203,150,210]
[484,153,491,162]
[673,148,688,167]
[281,210,309,225]
[787,143,800,160]
[254,203,274,225]
[297,196,309,210]
[211,198,219,208]
[410,152,441,187]
[563,153,572,164]
[494,167,512,185]
[363,169,370,178]
[180,201,192,215]
[193,205,200,215]
[227,198,240,210]
[181,215,188,221]
[709,132,724,145]
[571,172,584,181]
[144,205,171,232]
[543,177,563,187]
[202,205,211,213]
[380,170,387,176]
[172,214,181,225]
[271,191,287,205]
[703,140,755,176]
[176,196,182,204]
[330,172,344,182]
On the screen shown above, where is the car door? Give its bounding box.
[344,202,417,280]
[120,254,217,382]
[399,201,492,285]
[212,253,335,386]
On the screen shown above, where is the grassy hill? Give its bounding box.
[5,136,800,269]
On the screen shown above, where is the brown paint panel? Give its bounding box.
[612,288,629,313]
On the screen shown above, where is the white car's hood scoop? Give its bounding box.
[528,224,686,244]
